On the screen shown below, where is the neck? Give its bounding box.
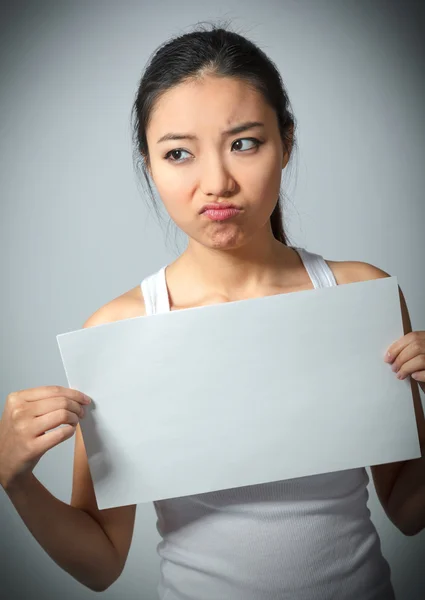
[174,226,295,298]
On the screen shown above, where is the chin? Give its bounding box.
[203,226,250,250]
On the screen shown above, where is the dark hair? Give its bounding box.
[131,20,297,246]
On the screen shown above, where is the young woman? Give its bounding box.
[1,22,425,600]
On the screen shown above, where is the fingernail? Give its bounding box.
[83,394,92,403]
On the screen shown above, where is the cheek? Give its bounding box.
[151,163,194,212]
[152,162,184,192]
[156,187,197,233]
[247,151,282,208]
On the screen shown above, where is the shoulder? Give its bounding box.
[83,285,146,329]
[325,258,391,285]
[326,256,409,334]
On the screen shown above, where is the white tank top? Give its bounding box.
[140,246,396,600]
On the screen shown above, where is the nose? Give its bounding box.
[199,154,236,198]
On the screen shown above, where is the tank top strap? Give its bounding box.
[141,265,170,316]
[293,246,337,289]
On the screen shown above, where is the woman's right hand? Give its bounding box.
[0,385,91,490]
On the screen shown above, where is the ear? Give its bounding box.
[142,152,152,177]
[282,123,294,169]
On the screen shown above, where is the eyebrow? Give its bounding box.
[156,121,265,144]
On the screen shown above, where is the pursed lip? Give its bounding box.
[199,202,240,214]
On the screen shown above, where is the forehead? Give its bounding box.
[147,76,271,137]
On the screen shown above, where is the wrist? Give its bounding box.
[1,470,35,495]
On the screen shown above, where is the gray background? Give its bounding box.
[1,1,424,599]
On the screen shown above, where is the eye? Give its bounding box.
[231,137,263,152]
[163,148,192,163]
[163,137,263,164]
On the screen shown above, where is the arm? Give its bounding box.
[378,286,425,536]
[3,473,132,592]
[349,263,425,535]
[2,302,137,590]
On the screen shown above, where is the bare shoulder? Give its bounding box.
[83,285,146,328]
[325,258,391,285]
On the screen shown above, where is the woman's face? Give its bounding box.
[145,75,287,250]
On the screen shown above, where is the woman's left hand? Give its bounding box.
[385,331,425,382]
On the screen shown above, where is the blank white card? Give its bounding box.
[56,276,421,510]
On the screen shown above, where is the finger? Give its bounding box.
[14,386,91,405]
[412,371,425,382]
[28,397,84,419]
[395,356,425,380]
[390,345,424,373]
[31,424,77,455]
[385,332,420,363]
[30,408,81,437]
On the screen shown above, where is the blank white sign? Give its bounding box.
[56,275,420,510]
